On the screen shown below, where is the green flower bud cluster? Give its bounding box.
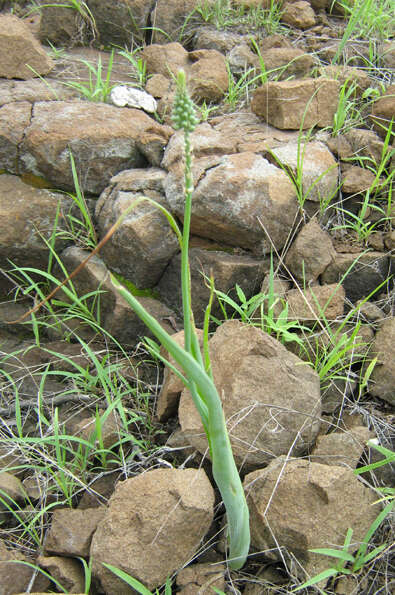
[172,70,198,133]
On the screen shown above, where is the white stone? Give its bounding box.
[110,85,157,113]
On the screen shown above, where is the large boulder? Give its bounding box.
[244,457,379,579]
[164,152,299,254]
[0,14,54,79]
[95,168,179,288]
[18,101,172,193]
[179,320,321,470]
[90,468,215,593]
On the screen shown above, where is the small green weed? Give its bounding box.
[117,47,148,88]
[61,50,115,102]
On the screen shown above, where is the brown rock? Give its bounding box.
[341,165,377,194]
[0,101,32,173]
[156,247,266,326]
[150,0,215,43]
[145,73,171,98]
[310,426,373,468]
[371,84,395,138]
[0,540,50,594]
[188,49,228,102]
[380,41,395,69]
[90,468,215,593]
[45,507,106,557]
[326,134,353,159]
[38,0,91,46]
[141,42,189,78]
[369,317,395,405]
[321,251,390,303]
[0,174,71,275]
[320,65,371,96]
[84,0,151,46]
[38,555,85,593]
[286,283,345,324]
[0,78,78,107]
[0,14,54,79]
[164,152,298,254]
[344,128,385,165]
[176,562,226,594]
[251,78,340,129]
[0,472,26,511]
[285,219,335,282]
[244,457,379,578]
[269,140,339,203]
[179,320,321,470]
[95,168,179,288]
[19,101,172,194]
[227,43,260,74]
[281,1,316,29]
[260,47,314,79]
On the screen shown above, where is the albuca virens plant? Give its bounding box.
[112,70,250,569]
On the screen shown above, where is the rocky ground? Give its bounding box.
[0,1,394,594]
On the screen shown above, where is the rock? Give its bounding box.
[156,247,266,326]
[281,1,316,29]
[0,78,78,106]
[0,540,50,594]
[164,152,298,254]
[371,84,395,138]
[244,457,379,579]
[286,283,345,324]
[193,28,246,54]
[310,426,373,468]
[145,73,171,98]
[95,168,179,288]
[344,128,385,165]
[268,141,339,203]
[0,174,71,276]
[326,134,353,159]
[176,562,226,594]
[77,474,117,509]
[380,41,395,69]
[251,78,340,129]
[188,49,228,102]
[260,47,314,79]
[58,245,176,345]
[19,101,172,193]
[38,555,85,593]
[320,65,371,96]
[44,507,106,557]
[341,165,377,194]
[110,85,157,113]
[0,102,32,173]
[227,43,260,74]
[321,251,390,303]
[156,329,204,421]
[0,14,54,79]
[179,320,321,470]
[0,471,26,511]
[90,468,215,593]
[38,0,92,46]
[141,42,189,78]
[71,408,121,450]
[368,317,395,405]
[85,0,152,46]
[150,0,215,44]
[285,219,335,282]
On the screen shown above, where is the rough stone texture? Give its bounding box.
[281,1,316,29]
[38,555,85,593]
[87,0,152,46]
[156,247,266,325]
[71,409,122,451]
[285,219,335,282]
[321,251,390,304]
[0,540,50,594]
[368,317,395,405]
[260,47,314,79]
[380,41,395,69]
[344,128,385,165]
[286,283,345,324]
[150,0,215,43]
[269,141,339,203]
[251,78,340,129]
[188,49,228,102]
[38,1,90,46]
[141,42,189,78]
[0,14,54,79]
[179,320,321,470]
[95,168,179,288]
[244,457,379,578]
[19,101,172,194]
[90,468,215,593]
[0,174,71,275]
[310,426,373,468]
[341,165,377,194]
[371,84,395,138]
[193,27,246,54]
[156,329,204,421]
[44,507,106,558]
[165,152,298,254]
[320,65,371,96]
[58,246,176,345]
[0,472,26,511]
[0,101,32,173]
[227,43,260,74]
[0,79,78,107]
[176,563,226,594]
